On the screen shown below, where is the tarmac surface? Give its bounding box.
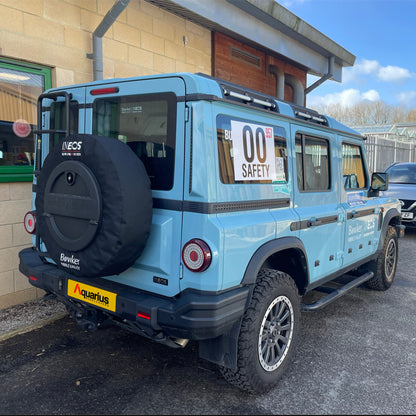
[0,230,415,415]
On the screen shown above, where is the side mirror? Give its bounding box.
[369,172,388,196]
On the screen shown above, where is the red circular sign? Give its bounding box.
[13,119,31,138]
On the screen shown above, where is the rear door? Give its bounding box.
[85,76,186,296]
[35,87,85,252]
[291,126,344,284]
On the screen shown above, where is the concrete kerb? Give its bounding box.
[0,312,68,342]
[0,297,68,342]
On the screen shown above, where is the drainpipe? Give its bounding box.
[268,65,285,101]
[285,73,305,107]
[305,56,334,95]
[87,0,131,81]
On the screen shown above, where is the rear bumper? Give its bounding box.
[19,247,249,341]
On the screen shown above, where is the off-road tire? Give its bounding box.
[366,225,398,291]
[220,268,300,394]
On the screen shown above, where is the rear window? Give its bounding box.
[92,93,177,190]
[49,100,79,149]
[387,164,416,184]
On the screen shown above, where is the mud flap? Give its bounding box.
[198,317,242,370]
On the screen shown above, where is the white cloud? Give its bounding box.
[307,88,380,108]
[362,89,380,101]
[343,58,414,84]
[378,66,412,83]
[396,91,416,105]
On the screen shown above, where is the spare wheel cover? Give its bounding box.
[35,134,153,277]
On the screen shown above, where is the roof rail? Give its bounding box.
[290,104,328,126]
[196,73,279,112]
[222,88,277,111]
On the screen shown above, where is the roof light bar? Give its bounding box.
[223,88,276,109]
[296,111,312,119]
[295,110,326,123]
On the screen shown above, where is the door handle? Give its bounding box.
[307,218,322,227]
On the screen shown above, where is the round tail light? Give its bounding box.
[182,239,212,272]
[24,211,36,234]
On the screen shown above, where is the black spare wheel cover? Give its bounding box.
[35,134,153,277]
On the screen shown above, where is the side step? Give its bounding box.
[301,271,374,312]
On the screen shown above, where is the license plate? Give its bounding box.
[402,212,414,220]
[67,279,117,312]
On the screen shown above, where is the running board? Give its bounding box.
[301,271,374,312]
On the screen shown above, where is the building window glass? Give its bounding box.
[0,59,51,182]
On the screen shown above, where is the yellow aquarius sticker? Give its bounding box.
[67,280,117,312]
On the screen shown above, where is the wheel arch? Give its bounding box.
[378,207,401,252]
[241,237,310,295]
[199,237,309,371]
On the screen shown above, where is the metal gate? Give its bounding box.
[364,135,415,175]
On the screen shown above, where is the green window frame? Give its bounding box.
[0,58,52,183]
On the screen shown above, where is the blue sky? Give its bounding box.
[279,0,416,109]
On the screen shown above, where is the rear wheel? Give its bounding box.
[366,225,398,291]
[221,268,300,393]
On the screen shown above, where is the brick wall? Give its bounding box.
[0,0,211,308]
[0,0,212,86]
[0,183,44,308]
[213,32,306,101]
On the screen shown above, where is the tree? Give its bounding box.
[310,100,416,126]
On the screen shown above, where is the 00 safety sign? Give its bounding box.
[231,120,276,181]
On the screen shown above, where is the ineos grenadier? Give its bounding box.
[19,72,404,393]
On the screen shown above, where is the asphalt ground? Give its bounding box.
[1,230,415,415]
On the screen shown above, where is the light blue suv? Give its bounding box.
[19,73,404,393]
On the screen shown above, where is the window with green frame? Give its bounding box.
[0,59,52,182]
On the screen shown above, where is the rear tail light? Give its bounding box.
[24,211,36,234]
[182,239,212,272]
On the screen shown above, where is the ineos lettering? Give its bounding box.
[62,141,82,151]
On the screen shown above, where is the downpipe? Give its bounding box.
[87,0,131,81]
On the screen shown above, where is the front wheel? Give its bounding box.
[366,225,398,291]
[220,268,300,393]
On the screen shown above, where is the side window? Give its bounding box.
[342,142,366,190]
[92,93,176,191]
[217,114,288,184]
[296,133,330,191]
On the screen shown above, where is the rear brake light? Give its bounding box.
[29,276,37,281]
[182,239,212,272]
[24,211,36,234]
[90,87,119,95]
